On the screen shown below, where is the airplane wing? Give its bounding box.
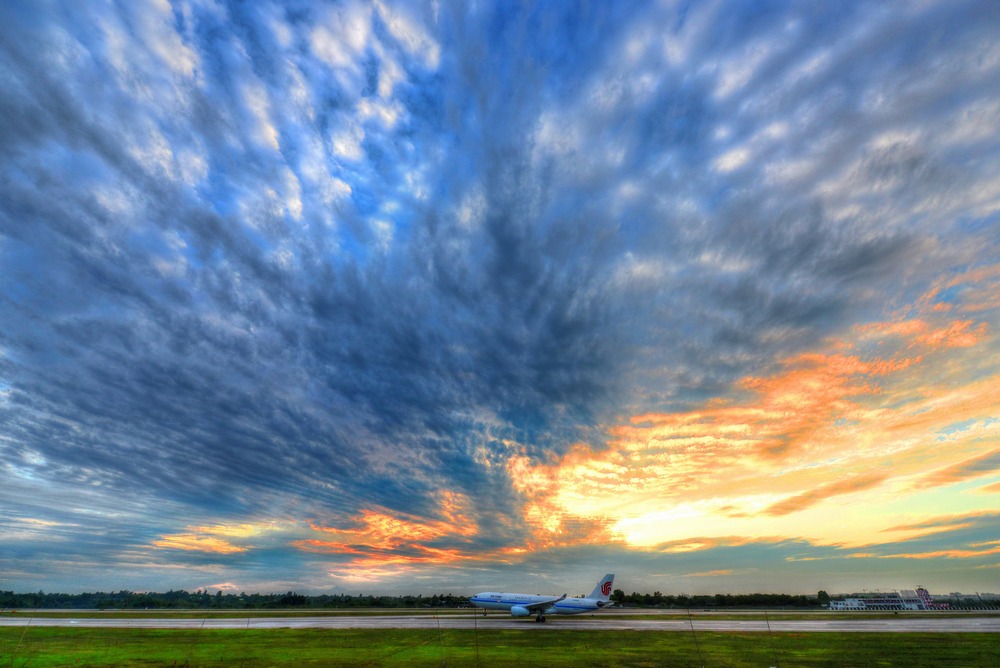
[523,594,566,611]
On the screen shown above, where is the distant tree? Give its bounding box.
[279,592,308,607]
[817,590,830,606]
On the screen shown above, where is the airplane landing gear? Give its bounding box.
[534,615,546,623]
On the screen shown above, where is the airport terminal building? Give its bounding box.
[829,587,949,611]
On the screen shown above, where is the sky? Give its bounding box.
[2,0,999,598]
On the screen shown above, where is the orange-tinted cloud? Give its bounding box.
[765,473,889,516]
[291,492,483,574]
[506,450,623,550]
[150,520,287,555]
[970,539,1000,549]
[205,582,243,592]
[152,533,248,554]
[655,536,786,554]
[502,273,1000,553]
[304,492,477,547]
[879,545,1000,560]
[147,269,999,576]
[976,480,1000,494]
[858,318,986,350]
[187,522,278,538]
[20,518,72,527]
[294,538,469,566]
[917,449,1000,489]
[880,510,994,535]
[917,265,1000,315]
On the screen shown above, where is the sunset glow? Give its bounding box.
[511,280,999,556]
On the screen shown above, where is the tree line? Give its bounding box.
[0,590,467,610]
[1,589,830,610]
[612,589,828,608]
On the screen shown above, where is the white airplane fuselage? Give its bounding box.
[470,574,615,621]
[470,592,607,616]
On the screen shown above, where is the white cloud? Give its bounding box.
[325,178,353,205]
[241,79,281,152]
[376,51,406,98]
[176,145,208,187]
[357,98,402,128]
[455,186,486,231]
[310,1,372,73]
[127,122,177,178]
[715,146,750,173]
[282,167,303,221]
[375,0,440,70]
[370,218,394,252]
[331,121,365,161]
[138,0,199,78]
[715,40,776,100]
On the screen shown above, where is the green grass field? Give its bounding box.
[3,627,999,667]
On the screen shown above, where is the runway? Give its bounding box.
[2,612,998,632]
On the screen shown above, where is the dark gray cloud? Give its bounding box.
[2,0,999,592]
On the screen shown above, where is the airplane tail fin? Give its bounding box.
[589,573,615,601]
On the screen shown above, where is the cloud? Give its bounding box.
[505,277,1000,553]
[878,545,1000,560]
[1,0,999,594]
[881,511,995,535]
[868,513,1000,560]
[152,534,249,555]
[687,569,735,577]
[917,449,1000,489]
[292,493,480,567]
[976,480,1000,495]
[764,473,889,516]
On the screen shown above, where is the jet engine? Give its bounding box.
[509,605,531,617]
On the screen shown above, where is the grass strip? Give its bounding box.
[3,627,999,667]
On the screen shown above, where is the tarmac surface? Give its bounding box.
[2,611,998,632]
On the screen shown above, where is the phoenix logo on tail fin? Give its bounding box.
[588,574,615,601]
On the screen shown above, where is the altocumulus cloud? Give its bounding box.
[2,0,1000,594]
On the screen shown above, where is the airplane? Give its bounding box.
[469,574,615,622]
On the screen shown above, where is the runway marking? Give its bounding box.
[2,614,998,632]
